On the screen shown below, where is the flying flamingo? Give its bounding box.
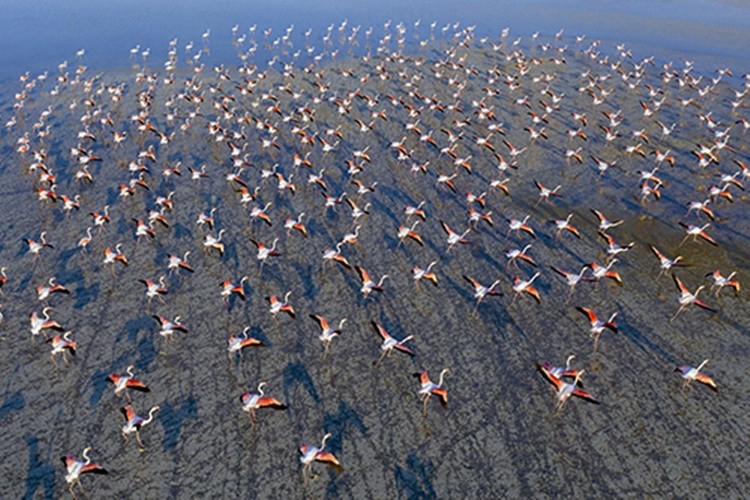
[414,369,449,415]
[463,275,502,315]
[203,229,226,256]
[251,238,281,269]
[299,432,342,484]
[37,277,70,302]
[61,447,107,499]
[227,327,265,361]
[511,273,541,304]
[372,320,414,365]
[541,370,599,413]
[121,405,160,450]
[671,275,716,321]
[309,314,347,357]
[167,251,194,274]
[440,220,470,253]
[675,359,718,394]
[107,365,150,401]
[650,246,685,280]
[240,382,287,425]
[221,276,248,302]
[706,270,740,297]
[48,331,76,366]
[576,307,618,351]
[30,306,64,341]
[536,355,584,387]
[139,276,168,306]
[356,266,389,299]
[322,243,352,271]
[412,261,438,290]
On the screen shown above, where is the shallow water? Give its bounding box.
[1,17,749,500]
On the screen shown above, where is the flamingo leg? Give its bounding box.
[670,305,686,322]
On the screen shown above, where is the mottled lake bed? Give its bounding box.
[0,20,749,499]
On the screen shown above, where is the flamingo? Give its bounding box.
[414,369,449,415]
[153,315,187,343]
[37,277,70,302]
[706,270,741,297]
[671,275,716,321]
[322,243,352,271]
[463,275,502,315]
[536,355,584,387]
[25,231,54,257]
[103,244,128,275]
[397,221,424,246]
[227,327,265,361]
[30,307,64,340]
[511,273,541,304]
[196,208,217,230]
[284,213,308,237]
[503,243,536,269]
[204,229,226,256]
[541,370,599,413]
[600,232,634,261]
[356,266,389,298]
[404,201,426,221]
[250,202,273,226]
[586,260,623,286]
[299,432,342,484]
[650,246,685,280]
[121,405,160,450]
[551,214,580,239]
[48,331,76,365]
[678,222,718,247]
[251,238,280,268]
[372,320,414,365]
[266,292,296,319]
[339,225,361,246]
[440,220,470,253]
[133,219,156,242]
[221,276,248,302]
[167,251,194,274]
[551,266,592,300]
[309,314,347,357]
[533,179,562,205]
[61,447,107,499]
[240,382,287,425]
[676,359,718,394]
[506,215,536,239]
[139,276,168,306]
[576,307,618,351]
[77,227,92,253]
[412,261,438,290]
[107,365,150,401]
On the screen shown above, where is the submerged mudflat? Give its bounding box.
[0,24,748,498]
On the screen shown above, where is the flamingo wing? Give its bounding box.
[572,388,600,404]
[431,387,448,405]
[125,379,150,392]
[537,363,564,390]
[81,463,108,475]
[121,405,136,422]
[309,314,329,331]
[371,321,391,341]
[695,373,718,391]
[314,451,343,469]
[257,397,287,410]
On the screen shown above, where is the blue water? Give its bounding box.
[0,0,748,83]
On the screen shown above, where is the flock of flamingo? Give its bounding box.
[1,17,747,497]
